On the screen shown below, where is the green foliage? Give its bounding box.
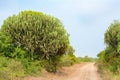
[78,56,95,62]
[0,32,44,75]
[104,20,120,49]
[97,20,120,78]
[0,32,13,57]
[1,10,70,72]
[0,32,27,59]
[12,47,26,59]
[44,55,61,72]
[97,62,120,80]
[97,50,105,62]
[59,53,80,66]
[0,56,44,79]
[0,56,25,80]
[43,46,78,72]
[59,46,79,66]
[0,10,75,80]
[1,11,69,61]
[20,59,43,75]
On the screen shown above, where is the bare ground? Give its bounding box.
[24,62,101,80]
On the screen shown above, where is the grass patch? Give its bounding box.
[0,56,43,80]
[97,63,120,80]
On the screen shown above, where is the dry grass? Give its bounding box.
[98,66,120,80]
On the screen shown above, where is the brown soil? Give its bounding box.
[23,62,101,80]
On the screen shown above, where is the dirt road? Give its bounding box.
[24,62,101,80]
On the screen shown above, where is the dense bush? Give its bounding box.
[97,21,120,80]
[0,56,44,80]
[1,11,69,61]
[59,46,79,66]
[1,10,70,72]
[104,21,120,49]
[60,53,80,66]
[0,56,24,80]
[0,32,13,57]
[0,32,28,59]
[20,59,43,75]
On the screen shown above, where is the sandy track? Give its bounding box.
[24,62,101,80]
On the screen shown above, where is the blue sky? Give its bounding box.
[0,0,120,57]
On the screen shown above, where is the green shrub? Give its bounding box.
[0,57,10,80]
[97,21,120,79]
[0,32,14,57]
[43,55,60,72]
[0,56,44,79]
[7,60,25,79]
[97,62,120,80]
[0,56,25,80]
[20,59,43,75]
[1,10,70,72]
[1,11,69,60]
[11,47,26,59]
[59,53,80,66]
[0,32,27,59]
[0,70,10,80]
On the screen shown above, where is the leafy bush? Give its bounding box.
[1,10,70,72]
[97,62,120,80]
[0,32,27,59]
[104,21,120,49]
[1,11,69,60]
[59,46,79,66]
[0,56,44,79]
[59,53,80,66]
[97,20,120,80]
[0,56,25,80]
[98,20,120,72]
[0,32,14,57]
[20,59,43,75]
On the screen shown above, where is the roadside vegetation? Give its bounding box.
[0,11,79,80]
[1,10,114,80]
[78,56,96,62]
[97,21,120,80]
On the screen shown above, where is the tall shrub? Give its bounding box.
[98,21,120,73]
[1,11,70,72]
